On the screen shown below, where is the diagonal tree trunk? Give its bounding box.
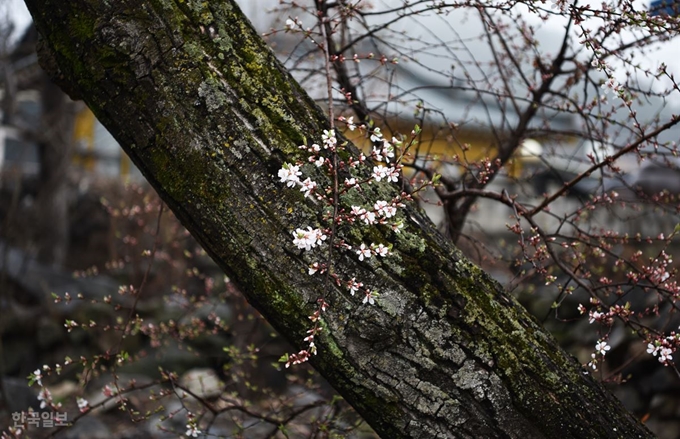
[23,1,653,437]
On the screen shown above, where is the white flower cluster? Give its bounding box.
[372,165,399,183]
[369,127,400,163]
[363,290,378,305]
[275,124,415,366]
[277,125,405,316]
[185,423,200,437]
[38,387,53,409]
[351,206,376,225]
[279,163,321,199]
[595,340,610,356]
[347,278,363,295]
[284,17,302,32]
[647,342,675,364]
[588,339,611,370]
[292,227,327,251]
[278,163,301,187]
[591,57,624,98]
[338,116,356,131]
[374,200,397,218]
[550,0,568,11]
[588,310,603,324]
[76,397,89,413]
[355,243,390,261]
[322,129,337,149]
[300,178,317,198]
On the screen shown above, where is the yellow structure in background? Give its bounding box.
[72,106,132,178]
[344,121,553,179]
[71,104,553,181]
[73,107,96,171]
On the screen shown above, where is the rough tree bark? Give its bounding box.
[24,1,653,437]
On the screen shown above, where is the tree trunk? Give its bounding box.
[35,77,73,267]
[23,1,653,437]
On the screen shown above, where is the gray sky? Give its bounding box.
[7,0,30,39]
[10,0,679,83]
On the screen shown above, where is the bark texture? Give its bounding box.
[24,0,654,437]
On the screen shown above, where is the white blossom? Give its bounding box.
[588,310,603,324]
[647,343,660,356]
[385,167,399,183]
[374,200,397,218]
[373,243,390,257]
[595,340,610,356]
[372,165,389,181]
[344,177,357,188]
[362,290,377,305]
[278,163,301,187]
[550,0,565,11]
[382,144,395,163]
[350,205,366,218]
[38,388,52,409]
[601,77,620,94]
[659,347,673,363]
[285,18,299,31]
[77,397,89,412]
[292,227,326,251]
[185,424,200,438]
[372,145,385,161]
[348,278,363,295]
[300,178,317,198]
[370,127,383,142]
[322,129,336,149]
[373,165,399,183]
[311,156,324,167]
[360,210,376,225]
[357,243,372,261]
